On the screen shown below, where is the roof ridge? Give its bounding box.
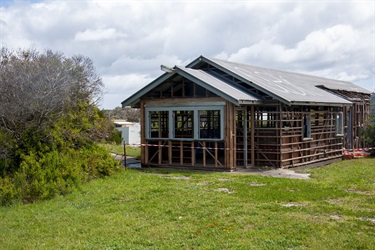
[201,56,353,85]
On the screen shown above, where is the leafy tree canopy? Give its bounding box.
[0,48,118,205]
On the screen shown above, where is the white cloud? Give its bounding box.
[101,73,153,109]
[74,28,127,41]
[1,0,374,108]
[229,24,373,88]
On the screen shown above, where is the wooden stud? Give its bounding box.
[191,141,195,167]
[214,142,218,168]
[140,100,146,165]
[168,141,172,165]
[251,105,255,167]
[180,141,183,166]
[203,142,206,167]
[158,141,162,165]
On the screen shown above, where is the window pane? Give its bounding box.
[199,110,221,139]
[336,112,343,135]
[150,111,169,138]
[174,110,194,138]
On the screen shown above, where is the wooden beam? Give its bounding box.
[191,141,195,167]
[180,141,183,166]
[158,141,162,165]
[243,108,248,168]
[140,100,146,165]
[203,142,206,167]
[215,142,218,168]
[168,141,172,165]
[251,105,255,167]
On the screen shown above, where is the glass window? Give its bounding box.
[199,110,221,139]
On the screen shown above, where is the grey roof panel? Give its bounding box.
[122,55,366,108]
[202,57,356,105]
[175,66,260,104]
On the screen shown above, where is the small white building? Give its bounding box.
[113,120,141,145]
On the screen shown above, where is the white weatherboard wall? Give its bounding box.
[116,123,141,145]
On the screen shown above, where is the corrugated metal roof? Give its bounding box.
[175,66,260,105]
[200,57,360,105]
[122,55,368,108]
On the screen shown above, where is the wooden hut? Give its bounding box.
[121,56,371,170]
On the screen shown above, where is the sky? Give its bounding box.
[1,0,374,109]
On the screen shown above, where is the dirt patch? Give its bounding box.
[345,189,374,195]
[216,188,235,194]
[168,176,190,180]
[197,181,213,185]
[233,168,310,179]
[153,174,191,180]
[249,182,266,187]
[358,217,375,223]
[218,178,231,182]
[280,202,308,207]
[330,215,341,220]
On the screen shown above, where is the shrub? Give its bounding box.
[0,145,118,205]
[0,48,120,205]
[0,176,19,206]
[109,129,123,145]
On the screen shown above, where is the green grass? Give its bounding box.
[1,158,374,249]
[99,143,141,158]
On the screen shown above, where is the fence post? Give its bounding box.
[123,141,127,168]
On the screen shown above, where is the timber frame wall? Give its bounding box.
[139,95,370,170]
[235,104,346,168]
[140,98,235,170]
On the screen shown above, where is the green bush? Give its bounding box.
[361,115,375,147]
[0,48,121,206]
[109,129,123,145]
[0,145,118,205]
[0,176,19,206]
[79,144,118,181]
[14,151,82,203]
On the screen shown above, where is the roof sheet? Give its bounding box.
[202,57,361,105]
[175,66,260,104]
[122,55,368,108]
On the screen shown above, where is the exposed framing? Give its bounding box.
[145,104,224,141]
[125,57,371,170]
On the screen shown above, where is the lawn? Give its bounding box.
[0,158,374,249]
[99,143,141,158]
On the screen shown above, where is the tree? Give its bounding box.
[103,106,141,122]
[0,48,103,143]
[0,48,118,205]
[362,92,375,147]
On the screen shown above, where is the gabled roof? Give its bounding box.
[188,56,362,105]
[122,55,369,108]
[122,64,261,108]
[175,66,260,105]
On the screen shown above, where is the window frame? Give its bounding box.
[302,113,312,140]
[198,110,222,139]
[149,110,169,139]
[336,112,344,136]
[145,105,224,141]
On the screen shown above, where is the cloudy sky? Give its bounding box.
[1,0,374,109]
